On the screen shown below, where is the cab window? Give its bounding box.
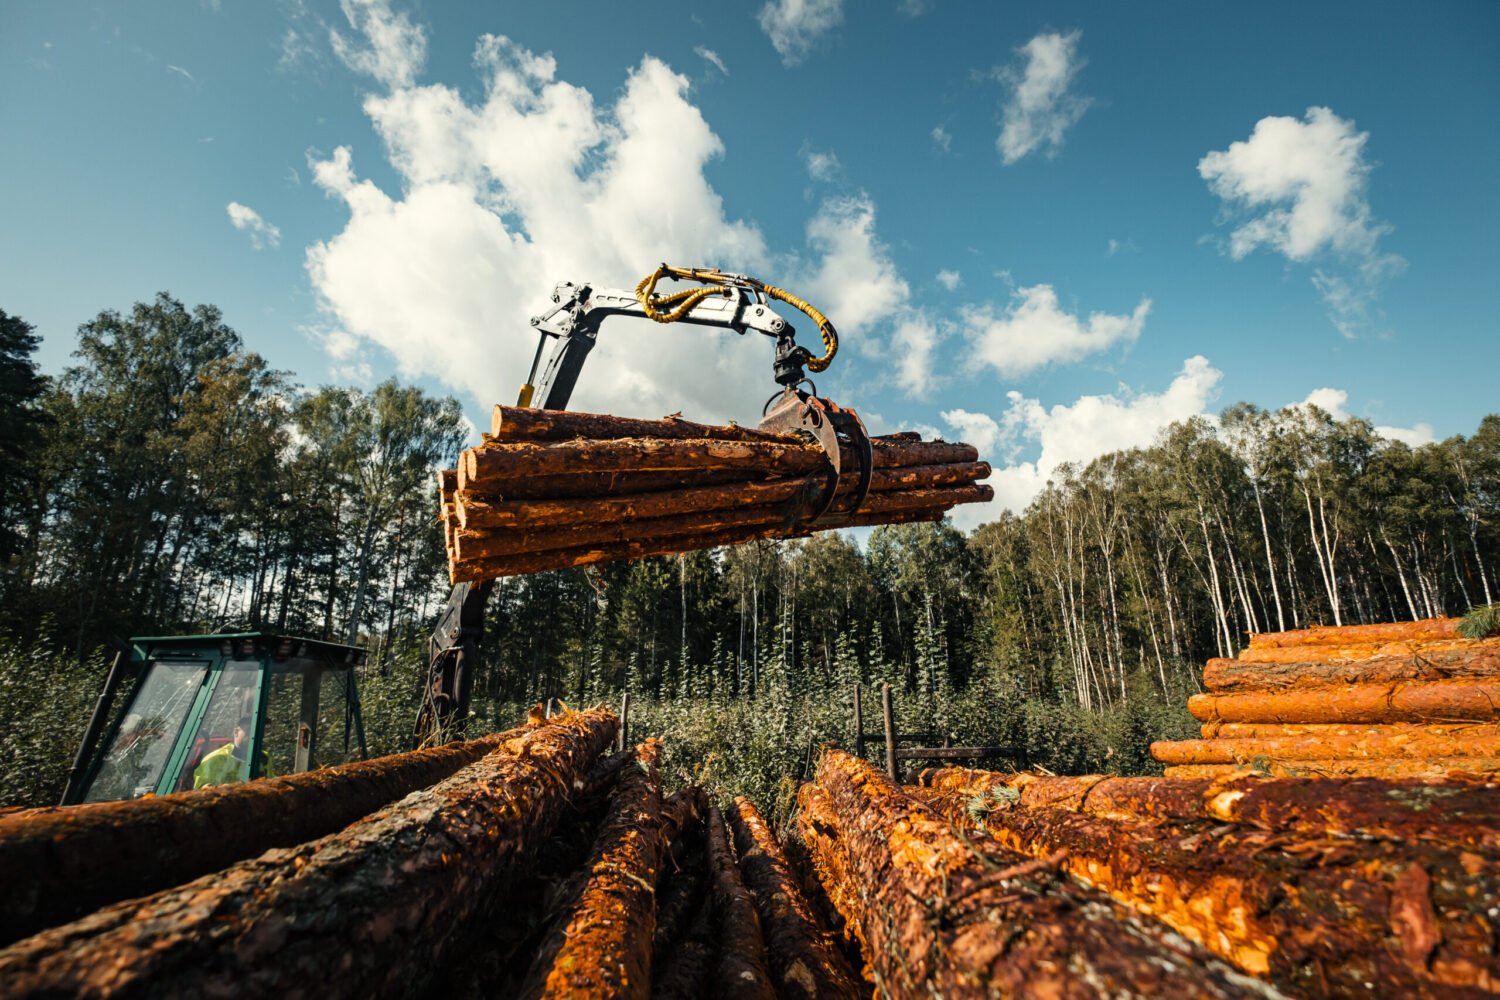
[83,659,208,802]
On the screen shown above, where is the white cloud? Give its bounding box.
[329,0,426,90]
[962,284,1149,378]
[803,146,842,182]
[931,125,951,152]
[306,35,774,425]
[995,30,1090,165]
[935,269,961,290]
[949,356,1223,524]
[694,46,728,76]
[226,201,282,249]
[758,0,843,66]
[898,0,932,15]
[1199,107,1404,337]
[166,64,194,82]
[1294,387,1434,447]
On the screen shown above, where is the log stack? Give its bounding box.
[1151,617,1500,778]
[438,406,992,583]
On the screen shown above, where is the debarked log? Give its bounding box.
[1204,646,1500,691]
[0,708,619,999]
[728,796,861,1000]
[454,462,991,531]
[527,739,664,1000]
[706,804,776,1000]
[805,749,1293,1000]
[1163,757,1500,779]
[1246,618,1460,649]
[0,726,526,947]
[449,507,944,583]
[926,790,1500,999]
[1152,732,1500,765]
[1188,678,1500,723]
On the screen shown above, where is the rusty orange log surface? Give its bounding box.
[1152,731,1500,765]
[1163,757,1500,779]
[1204,646,1500,691]
[1227,638,1485,664]
[802,749,1290,1000]
[0,709,618,999]
[530,739,664,1000]
[1247,618,1461,648]
[1189,677,1500,723]
[930,788,1500,999]
[728,797,861,1000]
[917,766,1500,854]
[0,727,523,947]
[706,804,777,1000]
[1200,721,1500,739]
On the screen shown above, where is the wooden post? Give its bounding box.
[853,685,864,760]
[881,683,898,780]
[618,691,630,752]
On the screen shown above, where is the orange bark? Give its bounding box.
[1246,618,1460,649]
[1152,731,1500,765]
[1163,757,1500,779]
[1204,646,1500,690]
[1201,721,1500,739]
[1188,677,1500,723]
[1228,638,1485,664]
[491,405,803,444]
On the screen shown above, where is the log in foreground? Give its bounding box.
[1163,756,1500,779]
[917,766,1500,854]
[706,804,776,1000]
[1189,678,1500,723]
[1203,645,1500,691]
[1200,721,1500,739]
[804,749,1292,1000]
[1152,731,1500,765]
[528,739,664,1000]
[728,797,861,1000]
[0,727,524,947]
[1246,618,1461,648]
[928,788,1500,999]
[0,708,618,999]
[1221,638,1485,665]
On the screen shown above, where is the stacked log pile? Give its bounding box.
[0,706,860,1000]
[914,765,1500,999]
[438,405,992,582]
[1151,617,1500,778]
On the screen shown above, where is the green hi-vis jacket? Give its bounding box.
[193,743,276,788]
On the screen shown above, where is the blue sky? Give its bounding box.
[3,0,1496,523]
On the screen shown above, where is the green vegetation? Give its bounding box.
[0,293,1496,808]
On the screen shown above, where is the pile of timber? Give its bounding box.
[0,705,860,1000]
[438,405,992,582]
[1151,617,1500,779]
[913,765,1500,999]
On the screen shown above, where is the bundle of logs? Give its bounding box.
[911,764,1500,999]
[437,406,992,583]
[1150,617,1500,779]
[0,706,862,1000]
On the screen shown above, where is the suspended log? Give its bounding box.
[728,797,861,1000]
[1188,678,1500,723]
[458,466,775,502]
[649,895,716,1000]
[0,709,618,999]
[706,804,776,1000]
[917,766,1500,854]
[803,749,1290,1000]
[455,462,990,531]
[1247,618,1461,648]
[452,486,990,562]
[1200,721,1500,739]
[449,507,944,583]
[0,726,526,947]
[1153,731,1500,765]
[491,405,803,444]
[925,788,1500,998]
[526,739,664,1000]
[1204,646,1500,691]
[1164,757,1500,779]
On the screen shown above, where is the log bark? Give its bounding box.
[728,796,861,1000]
[1152,732,1500,765]
[456,466,773,502]
[1247,618,1461,648]
[0,709,618,999]
[452,486,990,562]
[1201,721,1500,739]
[455,462,990,531]
[706,804,776,1000]
[492,405,804,444]
[1163,757,1500,779]
[449,507,943,583]
[0,727,525,947]
[926,789,1500,999]
[1225,638,1486,664]
[916,766,1500,856]
[527,739,664,1000]
[652,841,707,972]
[1204,646,1500,690]
[803,749,1292,1000]
[649,895,716,1000]
[1189,678,1500,723]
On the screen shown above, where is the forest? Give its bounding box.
[1,294,1496,808]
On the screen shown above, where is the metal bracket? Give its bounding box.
[757,385,873,529]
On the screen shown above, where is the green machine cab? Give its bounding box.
[62,634,369,805]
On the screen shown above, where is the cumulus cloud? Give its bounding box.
[935,269,961,290]
[962,284,1149,378]
[694,46,728,76]
[946,356,1223,524]
[1199,106,1404,337]
[995,30,1090,165]
[758,0,843,66]
[226,201,281,249]
[1295,387,1434,447]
